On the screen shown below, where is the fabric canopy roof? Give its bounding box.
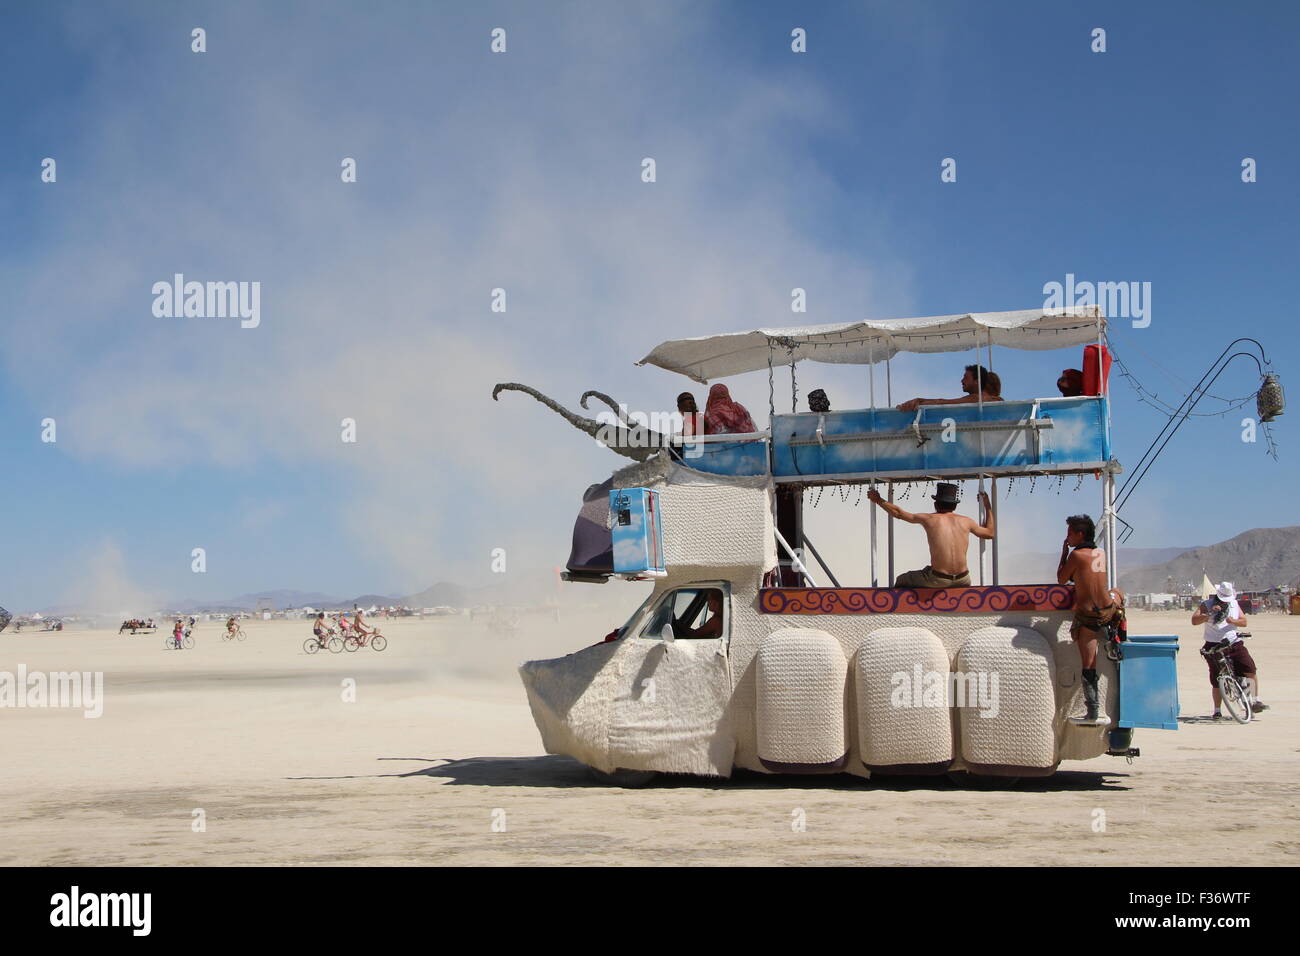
[636,307,1106,383]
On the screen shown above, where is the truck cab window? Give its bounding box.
[641,587,727,640]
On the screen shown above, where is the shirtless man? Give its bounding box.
[353,608,374,637]
[895,365,1002,412]
[866,483,993,588]
[1057,514,1120,725]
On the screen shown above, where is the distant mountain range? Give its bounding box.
[999,546,1195,584]
[1118,527,1300,593]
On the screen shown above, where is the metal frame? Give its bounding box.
[771,459,1121,485]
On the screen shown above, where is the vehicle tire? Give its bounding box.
[304,638,320,655]
[586,767,659,788]
[343,635,359,652]
[946,771,1022,790]
[182,634,194,649]
[1220,677,1252,724]
[371,634,387,651]
[327,637,344,654]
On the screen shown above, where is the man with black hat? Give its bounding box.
[866,483,993,588]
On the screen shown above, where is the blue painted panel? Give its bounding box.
[1118,634,1181,731]
[770,396,1109,478]
[610,487,666,576]
[675,439,768,476]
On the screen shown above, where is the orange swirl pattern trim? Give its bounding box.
[759,585,1074,614]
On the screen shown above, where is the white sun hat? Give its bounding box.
[1215,582,1237,602]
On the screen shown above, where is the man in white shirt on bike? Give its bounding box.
[1192,582,1266,719]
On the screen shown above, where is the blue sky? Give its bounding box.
[2,1,1296,611]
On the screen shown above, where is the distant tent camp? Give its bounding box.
[0,606,10,634]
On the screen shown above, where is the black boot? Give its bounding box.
[1072,669,1110,725]
[1082,669,1100,721]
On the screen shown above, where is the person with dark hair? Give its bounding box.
[1057,369,1084,397]
[1057,513,1122,724]
[676,392,700,435]
[895,365,1002,412]
[807,389,831,413]
[867,482,994,588]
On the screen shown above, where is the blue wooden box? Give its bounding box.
[1117,634,1181,730]
[609,487,667,577]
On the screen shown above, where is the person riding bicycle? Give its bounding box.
[171,619,184,649]
[352,608,374,639]
[1193,582,1266,718]
[312,612,334,645]
[226,616,238,639]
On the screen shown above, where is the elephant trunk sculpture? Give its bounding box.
[492,383,672,462]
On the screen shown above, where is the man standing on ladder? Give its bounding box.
[866,483,994,588]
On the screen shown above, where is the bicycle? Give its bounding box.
[304,630,344,654]
[222,627,247,642]
[1200,641,1252,724]
[344,627,387,652]
[164,633,195,650]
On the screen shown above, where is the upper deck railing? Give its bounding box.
[675,395,1115,483]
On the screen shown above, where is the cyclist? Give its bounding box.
[312,612,334,647]
[353,608,374,640]
[1193,582,1266,718]
[171,619,184,649]
[226,616,239,639]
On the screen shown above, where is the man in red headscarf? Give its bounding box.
[704,384,757,435]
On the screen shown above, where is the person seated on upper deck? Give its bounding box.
[1057,368,1084,397]
[895,365,1002,412]
[866,482,994,588]
[676,391,701,435]
[704,383,757,435]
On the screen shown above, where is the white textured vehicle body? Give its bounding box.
[520,454,1116,780]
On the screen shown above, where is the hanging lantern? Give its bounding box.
[1257,373,1285,422]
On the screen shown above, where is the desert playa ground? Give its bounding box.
[2,609,1296,866]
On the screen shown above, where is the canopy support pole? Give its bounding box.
[886,356,895,586]
[977,335,988,586]
[869,345,877,587]
[991,477,1000,585]
[1104,470,1118,590]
